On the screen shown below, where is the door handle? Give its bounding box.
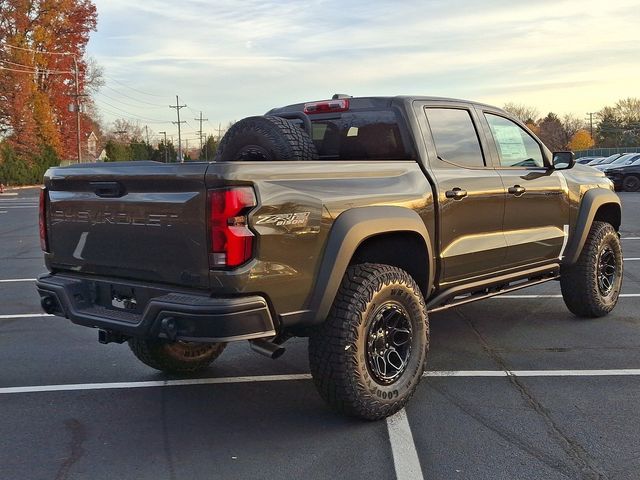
[508,185,526,196]
[445,188,468,200]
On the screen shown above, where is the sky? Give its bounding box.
[88,0,640,143]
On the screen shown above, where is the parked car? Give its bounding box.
[36,95,623,420]
[605,157,640,191]
[577,156,603,165]
[597,153,640,171]
[589,153,625,166]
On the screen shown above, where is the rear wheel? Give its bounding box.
[309,263,429,420]
[622,175,640,192]
[128,338,226,374]
[560,221,623,317]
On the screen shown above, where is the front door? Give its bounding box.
[479,110,570,268]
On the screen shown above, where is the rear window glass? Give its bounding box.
[310,110,413,160]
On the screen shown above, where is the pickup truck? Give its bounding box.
[37,95,623,420]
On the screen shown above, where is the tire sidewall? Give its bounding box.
[595,228,623,307]
[350,275,428,408]
[623,175,640,192]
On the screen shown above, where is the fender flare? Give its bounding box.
[563,188,621,265]
[305,206,434,325]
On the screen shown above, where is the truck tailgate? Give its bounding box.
[45,162,211,289]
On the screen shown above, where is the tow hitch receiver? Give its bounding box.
[98,329,127,344]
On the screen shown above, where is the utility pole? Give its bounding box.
[158,131,168,163]
[170,95,186,162]
[217,122,223,141]
[144,125,150,145]
[185,139,189,161]
[586,112,597,139]
[195,112,208,157]
[70,56,88,163]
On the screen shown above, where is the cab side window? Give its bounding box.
[425,108,485,168]
[485,113,544,168]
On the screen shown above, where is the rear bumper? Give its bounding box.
[36,273,276,343]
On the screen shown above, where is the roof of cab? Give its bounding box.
[268,95,508,116]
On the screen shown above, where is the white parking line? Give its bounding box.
[387,409,424,480]
[3,369,640,395]
[622,237,640,240]
[0,206,38,209]
[496,294,640,299]
[0,374,313,394]
[425,369,640,377]
[0,314,53,319]
[0,193,18,197]
[625,258,640,261]
[0,279,37,283]
[0,211,6,214]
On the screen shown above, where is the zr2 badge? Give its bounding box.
[256,212,311,227]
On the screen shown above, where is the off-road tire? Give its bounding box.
[128,338,226,374]
[622,175,640,192]
[214,116,318,161]
[309,263,429,420]
[561,221,623,317]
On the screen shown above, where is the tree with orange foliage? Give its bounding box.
[569,130,596,151]
[0,0,98,162]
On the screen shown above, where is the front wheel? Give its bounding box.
[128,338,226,374]
[561,221,623,317]
[309,263,429,420]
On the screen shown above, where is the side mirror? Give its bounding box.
[552,151,575,170]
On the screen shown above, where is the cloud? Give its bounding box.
[88,0,640,137]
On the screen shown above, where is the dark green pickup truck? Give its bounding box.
[37,96,623,419]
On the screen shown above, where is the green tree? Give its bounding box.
[104,139,131,162]
[595,99,640,147]
[199,135,218,161]
[0,141,58,185]
[130,140,153,160]
[152,141,177,163]
[537,113,566,151]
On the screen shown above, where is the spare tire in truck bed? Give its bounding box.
[215,116,318,161]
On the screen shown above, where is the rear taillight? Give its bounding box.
[303,99,349,114]
[209,187,256,268]
[39,187,49,252]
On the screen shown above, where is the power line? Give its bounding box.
[95,98,171,123]
[1,42,72,56]
[0,64,72,74]
[103,74,166,98]
[1,59,71,74]
[96,90,166,111]
[101,84,166,108]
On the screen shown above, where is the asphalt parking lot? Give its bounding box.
[1,188,639,480]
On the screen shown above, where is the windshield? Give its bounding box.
[611,154,638,165]
[598,155,623,165]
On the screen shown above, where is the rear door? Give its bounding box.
[45,162,211,289]
[477,108,570,268]
[417,102,507,286]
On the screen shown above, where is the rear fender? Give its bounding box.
[305,206,434,325]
